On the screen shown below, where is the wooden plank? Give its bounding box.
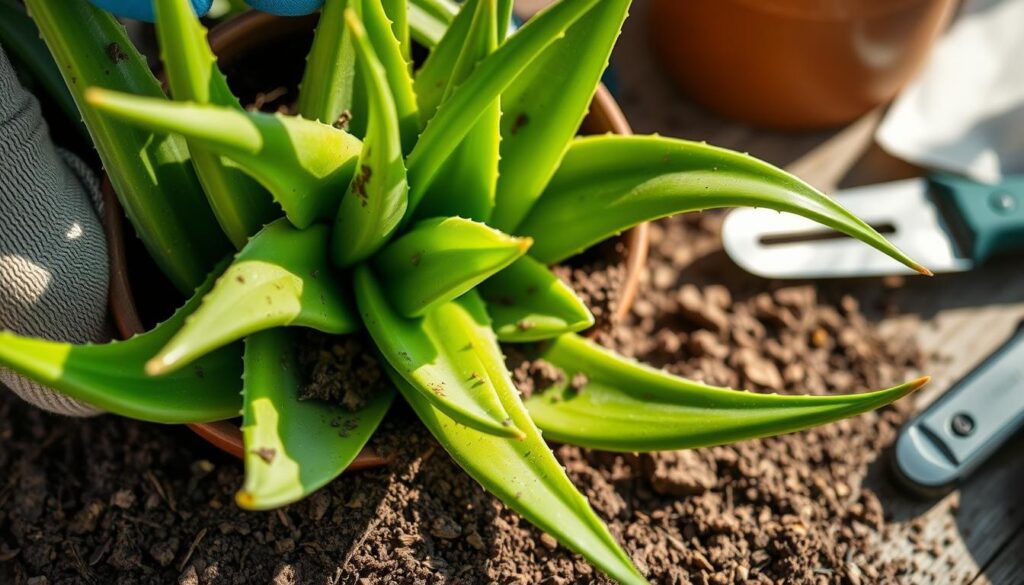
[973,526,1024,585]
[869,431,1024,585]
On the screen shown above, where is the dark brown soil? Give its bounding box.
[1,213,927,584]
[552,238,628,332]
[297,332,386,411]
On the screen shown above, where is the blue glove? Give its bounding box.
[244,0,324,16]
[88,0,324,21]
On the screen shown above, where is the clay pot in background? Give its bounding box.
[650,0,958,129]
[105,11,648,461]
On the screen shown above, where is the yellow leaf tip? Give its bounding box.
[144,356,170,377]
[235,490,254,509]
[83,87,105,104]
[913,264,934,277]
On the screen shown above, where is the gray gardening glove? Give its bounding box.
[0,46,109,416]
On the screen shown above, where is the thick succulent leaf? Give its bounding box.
[372,217,531,317]
[236,329,394,511]
[85,89,364,229]
[526,333,929,452]
[413,101,499,221]
[349,0,419,153]
[385,359,647,585]
[496,0,514,40]
[296,0,357,125]
[410,0,457,24]
[491,0,629,232]
[478,256,593,342]
[405,0,601,217]
[519,135,930,273]
[408,0,457,48]
[410,0,456,25]
[354,266,522,438]
[0,265,242,423]
[148,220,359,375]
[332,9,409,266]
[414,0,500,222]
[0,0,84,138]
[25,0,230,293]
[382,0,411,62]
[413,0,475,122]
[155,0,277,249]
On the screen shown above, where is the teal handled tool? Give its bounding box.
[722,175,1024,278]
[893,324,1024,497]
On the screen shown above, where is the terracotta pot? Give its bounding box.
[650,0,958,129]
[104,11,648,462]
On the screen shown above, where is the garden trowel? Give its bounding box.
[722,174,1024,279]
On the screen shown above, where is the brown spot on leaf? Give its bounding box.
[105,42,126,64]
[352,164,373,207]
[337,418,359,438]
[252,448,276,464]
[334,109,352,130]
[510,113,529,135]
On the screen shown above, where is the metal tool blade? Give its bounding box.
[722,178,974,279]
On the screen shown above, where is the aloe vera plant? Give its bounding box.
[2,1,933,582]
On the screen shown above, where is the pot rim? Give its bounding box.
[103,10,648,463]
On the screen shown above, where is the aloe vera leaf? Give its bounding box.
[405,0,601,217]
[354,266,523,438]
[155,0,277,249]
[385,351,648,584]
[0,265,242,423]
[354,0,419,153]
[478,256,593,342]
[413,0,475,122]
[490,0,629,232]
[410,0,457,26]
[148,220,359,375]
[408,0,456,48]
[237,329,394,511]
[414,0,500,222]
[296,0,357,125]
[85,89,364,229]
[525,333,929,452]
[496,0,514,40]
[372,217,531,317]
[410,0,456,25]
[382,0,410,62]
[438,0,495,106]
[0,0,84,138]
[413,100,499,221]
[331,9,409,267]
[519,135,930,273]
[25,0,230,293]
